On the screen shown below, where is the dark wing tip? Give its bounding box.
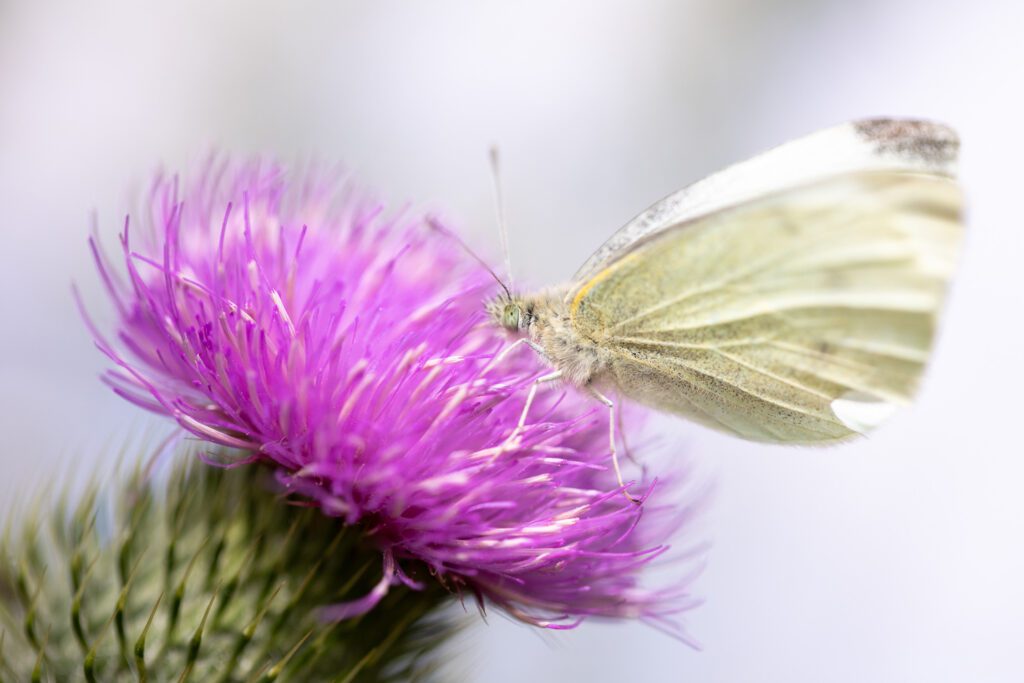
[853,118,960,167]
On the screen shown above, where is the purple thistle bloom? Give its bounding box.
[83,158,707,641]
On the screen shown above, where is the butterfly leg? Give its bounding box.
[515,370,563,430]
[587,387,640,504]
[616,400,641,467]
[483,337,547,377]
[495,370,563,455]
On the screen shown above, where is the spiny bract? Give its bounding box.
[0,448,456,682]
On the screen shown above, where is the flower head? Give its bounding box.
[84,157,706,639]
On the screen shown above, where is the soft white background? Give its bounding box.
[1,1,1021,681]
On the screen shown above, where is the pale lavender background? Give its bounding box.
[1,1,1021,681]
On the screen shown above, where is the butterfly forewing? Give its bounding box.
[572,118,959,286]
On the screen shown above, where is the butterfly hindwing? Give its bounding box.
[569,168,962,443]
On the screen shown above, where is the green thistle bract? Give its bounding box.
[0,449,457,682]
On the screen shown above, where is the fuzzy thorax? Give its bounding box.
[487,292,607,387]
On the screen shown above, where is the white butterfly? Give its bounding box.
[487,118,962,490]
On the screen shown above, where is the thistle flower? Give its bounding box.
[84,158,706,638]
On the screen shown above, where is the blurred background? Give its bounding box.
[1,1,1021,680]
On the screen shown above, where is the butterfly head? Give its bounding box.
[487,295,532,334]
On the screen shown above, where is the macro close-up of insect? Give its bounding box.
[485,118,961,491]
[3,2,1021,682]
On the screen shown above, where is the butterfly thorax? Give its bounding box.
[487,292,607,387]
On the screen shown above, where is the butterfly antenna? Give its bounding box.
[489,145,515,292]
[425,215,512,299]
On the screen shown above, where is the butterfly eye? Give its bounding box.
[502,305,521,330]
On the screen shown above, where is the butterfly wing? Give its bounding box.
[568,122,962,443]
[573,118,959,284]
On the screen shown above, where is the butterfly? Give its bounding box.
[486,118,962,489]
